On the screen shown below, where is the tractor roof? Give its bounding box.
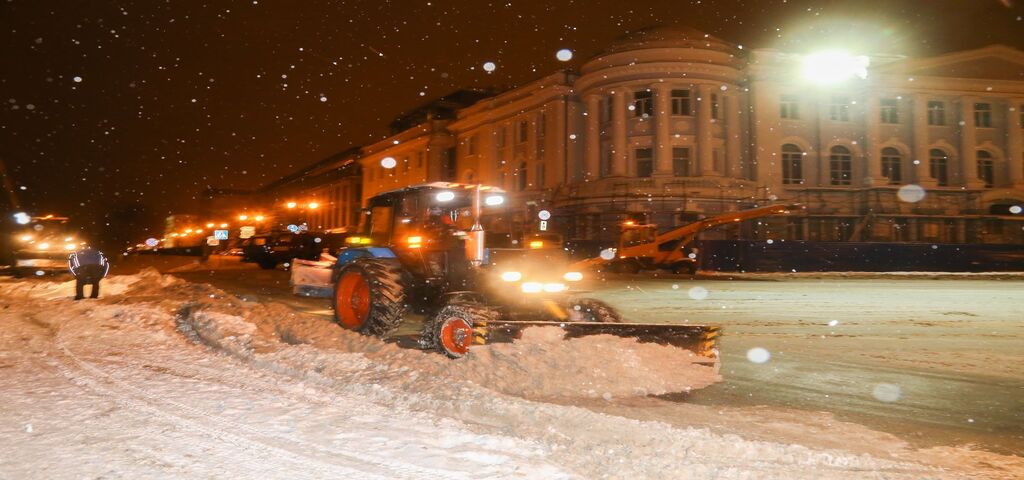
[377,182,506,196]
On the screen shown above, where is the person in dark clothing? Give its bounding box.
[68,247,109,300]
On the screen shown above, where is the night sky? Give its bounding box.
[2,0,1022,247]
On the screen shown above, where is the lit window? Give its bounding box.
[977,150,995,188]
[880,98,899,124]
[516,162,527,191]
[829,96,851,122]
[672,147,691,176]
[881,147,902,184]
[780,94,800,120]
[974,103,992,128]
[929,149,949,186]
[536,112,546,160]
[711,94,720,120]
[830,146,852,185]
[633,91,653,117]
[927,101,945,126]
[635,148,653,178]
[671,90,691,116]
[782,144,803,185]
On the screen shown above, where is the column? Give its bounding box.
[610,89,628,176]
[863,93,883,185]
[913,95,937,187]
[724,92,742,178]
[1008,100,1024,187]
[697,84,715,175]
[584,95,601,180]
[653,84,673,175]
[959,96,983,188]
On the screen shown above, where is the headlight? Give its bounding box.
[521,282,542,293]
[64,244,76,251]
[563,272,583,282]
[500,271,522,282]
[64,236,74,242]
[38,242,50,250]
[484,195,504,206]
[19,234,32,242]
[436,191,455,202]
[543,283,566,293]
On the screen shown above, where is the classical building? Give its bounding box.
[302,26,1024,245]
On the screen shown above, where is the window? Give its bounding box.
[402,156,410,173]
[829,146,852,185]
[633,90,653,117]
[711,94,720,120]
[517,120,529,143]
[977,150,994,188]
[781,144,803,185]
[880,98,899,124]
[601,98,612,123]
[1020,104,1023,128]
[600,143,612,177]
[829,96,851,121]
[671,89,691,116]
[927,101,945,126]
[672,147,691,176]
[465,135,478,156]
[780,94,800,120]
[635,148,653,178]
[929,149,949,186]
[536,112,546,160]
[416,151,424,168]
[881,147,902,184]
[516,162,527,191]
[974,103,992,128]
[535,163,546,187]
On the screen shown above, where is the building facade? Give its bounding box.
[334,27,1024,245]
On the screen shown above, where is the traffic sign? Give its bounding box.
[213,229,229,240]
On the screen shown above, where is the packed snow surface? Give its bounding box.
[1,270,1020,479]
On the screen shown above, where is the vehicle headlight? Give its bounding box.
[563,272,583,282]
[19,234,32,242]
[484,195,504,206]
[38,242,50,250]
[543,283,566,293]
[521,282,542,293]
[500,271,522,282]
[64,244,76,251]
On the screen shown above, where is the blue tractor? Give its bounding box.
[330,182,719,360]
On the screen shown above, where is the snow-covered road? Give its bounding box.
[1,270,1021,478]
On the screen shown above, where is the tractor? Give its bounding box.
[329,182,718,360]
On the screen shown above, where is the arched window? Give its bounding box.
[929,149,949,186]
[516,162,527,191]
[881,147,902,185]
[829,146,852,186]
[781,144,803,185]
[977,150,995,188]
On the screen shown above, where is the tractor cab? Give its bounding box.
[619,221,658,249]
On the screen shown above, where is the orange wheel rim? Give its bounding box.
[335,271,370,329]
[439,317,473,357]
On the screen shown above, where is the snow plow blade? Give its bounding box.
[478,321,720,365]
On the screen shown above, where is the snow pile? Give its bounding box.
[453,327,719,398]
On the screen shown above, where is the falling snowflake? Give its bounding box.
[482,61,496,72]
[746,347,771,364]
[556,49,573,61]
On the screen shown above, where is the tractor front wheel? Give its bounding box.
[422,302,501,358]
[332,258,407,337]
[566,297,623,323]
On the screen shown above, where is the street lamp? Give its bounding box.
[308,202,319,209]
[206,222,215,228]
[800,51,869,85]
[254,215,265,222]
[239,214,248,221]
[286,201,297,209]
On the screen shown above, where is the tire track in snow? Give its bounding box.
[51,324,461,480]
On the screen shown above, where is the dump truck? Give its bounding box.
[327,182,718,361]
[572,204,803,274]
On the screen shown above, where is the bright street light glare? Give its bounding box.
[801,51,869,85]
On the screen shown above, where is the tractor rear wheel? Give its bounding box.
[332,258,407,337]
[422,302,501,358]
[566,297,623,323]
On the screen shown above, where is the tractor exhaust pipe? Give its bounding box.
[466,184,486,265]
